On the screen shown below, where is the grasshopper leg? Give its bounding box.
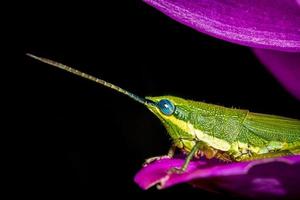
[143,145,176,166]
[290,149,300,155]
[168,142,202,174]
[238,150,293,161]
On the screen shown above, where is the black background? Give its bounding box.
[12,0,300,198]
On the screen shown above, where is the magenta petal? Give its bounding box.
[134,159,207,189]
[253,49,300,100]
[135,156,300,199]
[144,0,300,52]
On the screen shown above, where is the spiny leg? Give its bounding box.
[238,150,293,161]
[168,142,202,174]
[290,148,300,155]
[143,145,176,166]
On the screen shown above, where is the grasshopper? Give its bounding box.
[27,53,300,173]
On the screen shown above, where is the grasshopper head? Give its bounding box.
[145,96,197,151]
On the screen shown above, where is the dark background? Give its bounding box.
[12,0,300,198]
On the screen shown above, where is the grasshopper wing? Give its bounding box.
[243,112,300,142]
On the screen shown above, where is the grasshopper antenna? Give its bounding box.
[26,53,154,106]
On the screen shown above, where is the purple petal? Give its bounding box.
[253,49,300,100]
[135,156,300,199]
[144,0,300,52]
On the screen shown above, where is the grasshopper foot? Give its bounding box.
[167,167,185,174]
[143,155,170,167]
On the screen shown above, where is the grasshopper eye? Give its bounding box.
[157,99,175,115]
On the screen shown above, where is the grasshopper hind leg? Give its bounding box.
[238,150,294,161]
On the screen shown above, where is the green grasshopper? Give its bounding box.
[27,53,300,173]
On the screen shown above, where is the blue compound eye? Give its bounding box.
[157,99,175,115]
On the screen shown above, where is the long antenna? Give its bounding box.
[26,53,151,105]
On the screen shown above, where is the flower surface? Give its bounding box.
[144,0,300,100]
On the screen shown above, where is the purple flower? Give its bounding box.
[143,0,300,100]
[135,156,300,199]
